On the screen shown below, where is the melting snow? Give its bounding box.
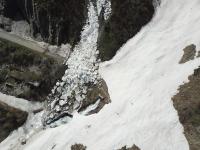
[1,0,200,150]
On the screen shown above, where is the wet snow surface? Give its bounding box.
[0,93,41,112]
[1,0,200,149]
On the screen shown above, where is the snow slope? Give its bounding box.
[1,0,200,149]
[0,92,42,112]
[0,30,45,53]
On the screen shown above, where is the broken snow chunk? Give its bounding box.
[49,113,54,119]
[55,105,61,112]
[57,87,62,93]
[60,82,65,87]
[50,100,57,109]
[59,100,66,106]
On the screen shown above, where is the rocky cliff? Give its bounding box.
[0,38,66,102]
[0,0,154,61]
[0,0,88,46]
[0,101,28,142]
[98,0,155,60]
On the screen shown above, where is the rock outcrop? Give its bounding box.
[197,51,200,58]
[0,0,88,46]
[172,67,200,150]
[0,0,155,61]
[78,79,111,115]
[0,39,66,102]
[0,101,28,142]
[98,0,155,61]
[71,144,87,150]
[179,44,196,64]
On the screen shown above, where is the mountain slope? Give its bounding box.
[1,0,200,149]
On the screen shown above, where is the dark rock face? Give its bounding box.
[0,39,66,102]
[0,101,28,142]
[78,79,111,115]
[1,0,155,61]
[0,0,88,46]
[172,67,200,150]
[197,51,200,58]
[98,0,155,61]
[0,0,26,21]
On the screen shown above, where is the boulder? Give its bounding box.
[79,79,111,115]
[179,44,196,64]
[71,144,87,150]
[0,101,28,142]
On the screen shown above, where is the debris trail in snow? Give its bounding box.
[44,0,111,125]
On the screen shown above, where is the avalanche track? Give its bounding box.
[1,0,200,150]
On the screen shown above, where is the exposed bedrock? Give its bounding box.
[0,39,66,102]
[179,44,196,64]
[97,0,155,61]
[1,0,155,61]
[71,144,87,150]
[172,67,200,150]
[0,0,88,46]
